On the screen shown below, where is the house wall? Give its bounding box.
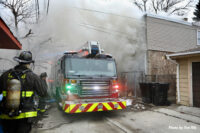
[146,16,199,52]
[177,56,200,106]
[147,50,176,75]
[177,59,189,106]
[146,15,200,106]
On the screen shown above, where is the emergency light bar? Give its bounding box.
[64,51,78,55]
[64,41,108,58]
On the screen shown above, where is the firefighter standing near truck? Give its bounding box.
[38,72,48,116]
[0,51,47,133]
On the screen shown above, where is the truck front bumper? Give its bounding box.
[62,99,126,113]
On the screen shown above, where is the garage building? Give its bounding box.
[167,48,200,107]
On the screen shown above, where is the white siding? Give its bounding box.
[147,16,199,52]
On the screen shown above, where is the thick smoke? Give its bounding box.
[1,0,147,75]
[32,0,146,74]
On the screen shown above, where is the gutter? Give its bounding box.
[166,55,180,103]
[168,51,200,57]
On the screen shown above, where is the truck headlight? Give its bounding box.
[65,84,72,89]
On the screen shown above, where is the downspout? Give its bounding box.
[145,14,148,75]
[166,55,180,103]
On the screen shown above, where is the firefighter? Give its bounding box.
[0,51,47,133]
[38,72,48,116]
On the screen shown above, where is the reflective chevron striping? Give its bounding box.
[63,101,126,113]
[122,101,126,107]
[70,104,81,113]
[69,104,76,113]
[83,103,93,112]
[64,104,70,113]
[103,103,113,110]
[87,103,99,112]
[118,101,126,109]
[107,102,115,110]
[75,104,88,113]
[104,103,112,111]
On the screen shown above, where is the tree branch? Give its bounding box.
[133,1,144,11]
[170,0,192,14]
[133,0,194,16]
[23,29,33,38]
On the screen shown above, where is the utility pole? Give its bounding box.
[47,0,50,15]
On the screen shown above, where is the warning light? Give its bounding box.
[65,84,72,89]
[113,84,119,89]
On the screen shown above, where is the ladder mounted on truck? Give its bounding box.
[64,41,112,58]
[78,41,103,57]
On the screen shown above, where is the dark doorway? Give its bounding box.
[192,62,200,107]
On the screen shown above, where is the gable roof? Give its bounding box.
[0,17,22,50]
[146,14,192,26]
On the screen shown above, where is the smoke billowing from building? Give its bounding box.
[0,0,147,74]
[32,0,146,74]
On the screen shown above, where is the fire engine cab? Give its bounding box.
[51,41,126,113]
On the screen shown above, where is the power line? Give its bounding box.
[80,23,128,35]
[68,6,145,23]
[79,23,138,43]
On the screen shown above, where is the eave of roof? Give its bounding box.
[166,47,200,59]
[146,13,193,26]
[167,51,200,58]
[0,17,22,50]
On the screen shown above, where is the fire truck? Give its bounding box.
[50,41,126,113]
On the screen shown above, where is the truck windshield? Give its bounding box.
[65,58,117,77]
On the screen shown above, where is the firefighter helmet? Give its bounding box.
[13,51,34,64]
[40,72,47,78]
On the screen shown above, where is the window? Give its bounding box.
[197,30,200,45]
[65,58,117,77]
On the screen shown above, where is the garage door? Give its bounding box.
[192,62,200,107]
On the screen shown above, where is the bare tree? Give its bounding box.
[0,0,34,30]
[133,0,148,12]
[133,0,194,16]
[35,0,39,21]
[34,0,50,21]
[46,0,50,15]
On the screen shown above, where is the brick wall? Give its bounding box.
[147,50,176,75]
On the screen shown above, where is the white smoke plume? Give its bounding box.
[1,0,147,75]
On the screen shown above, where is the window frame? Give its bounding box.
[197,30,200,46]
